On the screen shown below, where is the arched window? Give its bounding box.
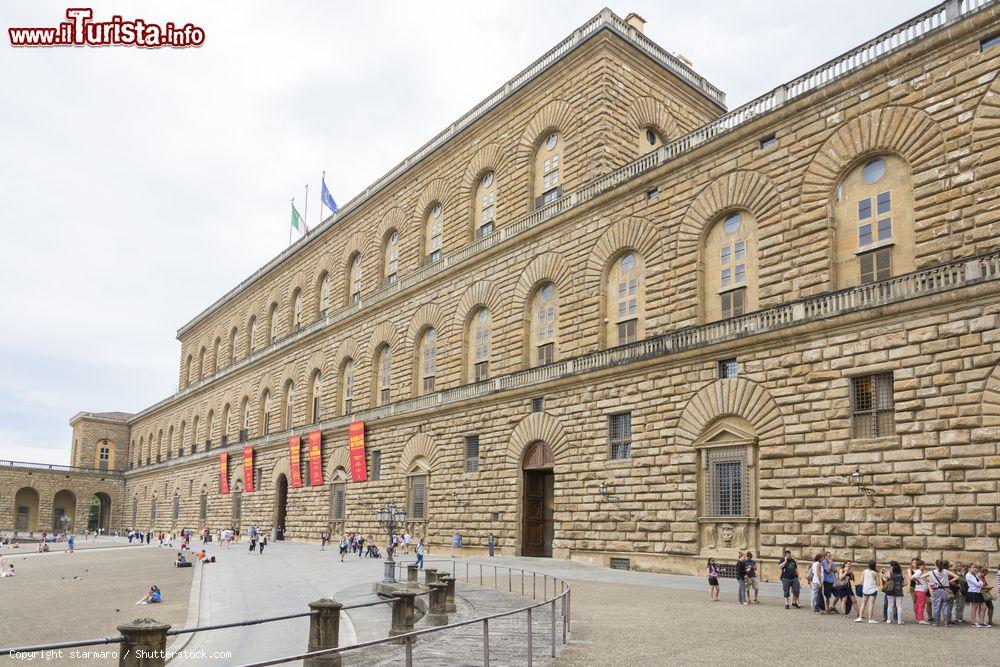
[347,253,362,304]
[833,155,915,288]
[640,126,663,153]
[197,347,206,380]
[374,345,392,406]
[424,203,443,264]
[308,370,323,423]
[190,415,199,454]
[282,381,295,430]
[164,427,172,462]
[330,468,348,528]
[221,403,231,445]
[132,496,139,524]
[383,231,399,286]
[268,303,279,344]
[150,497,157,523]
[317,271,330,317]
[178,421,186,457]
[172,493,180,521]
[98,440,111,471]
[468,308,491,382]
[474,171,496,239]
[199,490,207,522]
[247,317,258,355]
[240,396,250,441]
[417,328,437,395]
[534,131,561,207]
[703,211,758,322]
[407,458,430,521]
[229,327,238,365]
[605,252,645,346]
[212,337,221,374]
[259,390,272,436]
[340,359,355,415]
[185,354,194,387]
[291,289,303,332]
[205,409,214,449]
[529,282,558,366]
[155,430,163,464]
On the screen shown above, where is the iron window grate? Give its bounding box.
[610,557,631,570]
[851,372,894,438]
[608,412,632,460]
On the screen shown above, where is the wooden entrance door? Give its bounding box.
[522,441,555,557]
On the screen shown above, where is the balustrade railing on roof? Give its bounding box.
[0,459,123,476]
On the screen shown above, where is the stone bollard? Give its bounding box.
[440,575,457,613]
[306,598,343,667]
[389,591,417,642]
[117,618,170,667]
[407,564,419,584]
[423,567,439,585]
[425,582,449,626]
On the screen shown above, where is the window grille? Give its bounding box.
[232,492,242,522]
[199,494,207,521]
[851,372,895,438]
[372,450,381,480]
[610,557,631,570]
[706,446,748,517]
[151,499,157,522]
[465,436,480,473]
[172,495,180,520]
[531,397,545,413]
[409,474,428,520]
[715,563,739,579]
[132,499,138,524]
[718,358,738,379]
[331,482,346,520]
[608,413,632,460]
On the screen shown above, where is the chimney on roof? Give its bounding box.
[625,12,646,33]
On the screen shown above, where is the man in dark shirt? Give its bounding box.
[735,553,748,605]
[745,552,760,604]
[779,550,802,609]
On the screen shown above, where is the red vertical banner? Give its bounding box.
[349,420,367,482]
[243,445,255,492]
[219,453,229,494]
[289,436,302,488]
[308,430,323,486]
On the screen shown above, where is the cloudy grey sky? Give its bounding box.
[0,0,931,463]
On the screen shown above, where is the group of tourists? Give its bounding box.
[710,550,997,628]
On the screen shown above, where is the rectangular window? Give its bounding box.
[331,483,346,521]
[734,264,746,284]
[476,222,494,239]
[372,450,381,480]
[351,291,360,303]
[981,33,1000,51]
[617,319,637,345]
[707,446,748,517]
[721,267,731,287]
[199,494,207,521]
[474,361,490,382]
[344,398,353,414]
[608,412,632,460]
[877,218,892,241]
[720,246,731,264]
[718,358,738,379]
[429,249,442,263]
[531,397,545,413]
[408,474,428,520]
[423,376,436,394]
[859,248,892,284]
[721,288,745,319]
[734,241,745,260]
[858,223,873,246]
[465,435,480,473]
[851,372,895,438]
[381,388,391,404]
[537,342,554,366]
[876,191,891,214]
[858,198,872,220]
[759,134,776,149]
[386,273,397,286]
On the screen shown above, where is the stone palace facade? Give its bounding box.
[4,1,1000,575]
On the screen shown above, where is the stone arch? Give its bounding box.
[325,445,351,481]
[512,252,574,308]
[505,412,571,467]
[628,96,680,141]
[459,143,508,238]
[305,350,330,378]
[406,303,448,346]
[584,215,664,292]
[270,457,291,487]
[800,105,946,210]
[674,378,784,448]
[365,207,408,268]
[411,179,453,253]
[516,99,575,158]
[676,170,784,259]
[398,432,440,473]
[366,320,403,363]
[451,281,505,332]
[972,73,1000,180]
[339,231,368,300]
[287,270,308,324]
[983,361,1000,427]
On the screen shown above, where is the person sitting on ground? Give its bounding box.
[174,552,191,568]
[136,585,161,604]
[196,549,207,562]
[1,564,15,577]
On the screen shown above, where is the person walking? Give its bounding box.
[487,532,495,558]
[416,539,425,570]
[912,560,931,624]
[321,530,329,551]
[809,554,825,614]
[248,535,257,555]
[882,561,906,624]
[778,550,800,609]
[67,535,75,554]
[258,534,267,556]
[929,560,957,627]
[707,558,720,602]
[339,535,348,562]
[854,560,880,624]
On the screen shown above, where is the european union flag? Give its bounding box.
[321,175,338,213]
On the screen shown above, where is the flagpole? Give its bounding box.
[289,197,294,246]
[303,184,309,235]
[320,170,326,218]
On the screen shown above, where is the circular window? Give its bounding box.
[620,253,635,272]
[482,171,494,188]
[723,212,741,234]
[540,283,555,300]
[432,203,442,219]
[862,158,885,184]
[545,132,558,151]
[645,128,658,146]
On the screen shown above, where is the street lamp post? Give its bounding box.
[376,502,407,584]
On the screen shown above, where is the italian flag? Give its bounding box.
[291,203,309,235]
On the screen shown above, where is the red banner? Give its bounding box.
[243,445,255,492]
[308,430,323,486]
[289,436,302,488]
[349,420,367,482]
[219,453,229,494]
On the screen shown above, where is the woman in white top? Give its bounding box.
[965,566,986,627]
[912,560,931,624]
[810,554,825,614]
[854,560,880,624]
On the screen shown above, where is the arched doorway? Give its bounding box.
[521,441,555,557]
[274,474,288,539]
[14,487,39,532]
[53,490,77,533]
[87,493,112,533]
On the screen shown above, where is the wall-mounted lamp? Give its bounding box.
[850,469,876,505]
[448,491,469,508]
[598,481,621,503]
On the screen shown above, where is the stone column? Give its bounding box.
[440,575,457,613]
[406,564,419,584]
[423,567,439,585]
[306,598,343,667]
[117,618,170,667]
[389,591,417,642]
[425,582,449,626]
